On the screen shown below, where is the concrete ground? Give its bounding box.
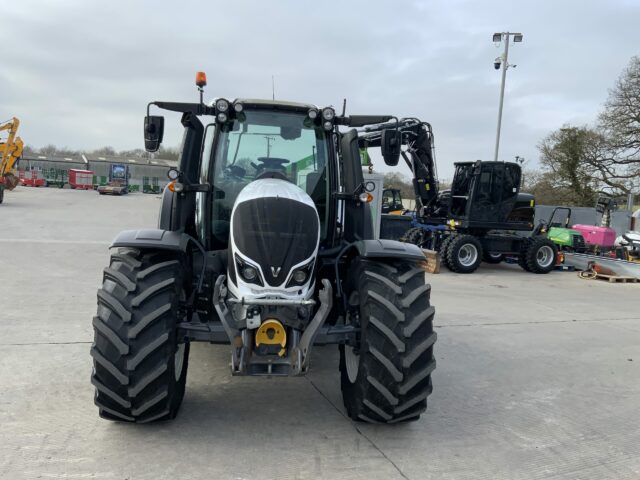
[1,187,639,480]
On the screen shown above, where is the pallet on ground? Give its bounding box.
[578,271,639,283]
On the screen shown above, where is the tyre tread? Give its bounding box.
[340,259,436,423]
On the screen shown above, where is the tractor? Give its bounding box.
[90,73,436,424]
[97,163,129,195]
[359,118,558,274]
[381,188,405,214]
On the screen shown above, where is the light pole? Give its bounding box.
[492,32,523,162]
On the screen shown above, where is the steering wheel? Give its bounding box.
[251,157,290,176]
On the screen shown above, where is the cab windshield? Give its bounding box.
[208,109,329,249]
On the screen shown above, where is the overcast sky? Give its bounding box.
[3,0,639,179]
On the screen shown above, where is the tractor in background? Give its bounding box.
[381,188,405,214]
[97,163,129,195]
[538,207,586,252]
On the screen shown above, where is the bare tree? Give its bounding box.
[597,56,640,191]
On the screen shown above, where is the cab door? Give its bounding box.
[468,163,503,223]
[468,163,521,224]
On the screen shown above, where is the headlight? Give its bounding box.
[293,270,307,283]
[233,102,243,113]
[323,121,333,131]
[215,98,229,112]
[308,108,318,120]
[242,266,257,281]
[217,112,228,123]
[322,108,335,120]
[286,260,315,288]
[235,254,263,286]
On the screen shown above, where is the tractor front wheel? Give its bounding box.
[340,258,436,423]
[90,248,190,423]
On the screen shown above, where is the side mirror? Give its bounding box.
[144,116,165,152]
[381,129,401,166]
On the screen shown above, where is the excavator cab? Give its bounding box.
[449,161,533,230]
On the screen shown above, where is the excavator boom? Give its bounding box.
[358,118,440,217]
[0,117,24,193]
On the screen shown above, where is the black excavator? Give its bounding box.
[359,118,557,274]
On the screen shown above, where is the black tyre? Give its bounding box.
[522,236,557,274]
[446,234,483,273]
[438,235,454,270]
[91,248,190,423]
[517,239,532,272]
[340,258,436,424]
[0,186,4,204]
[400,227,429,248]
[483,252,504,264]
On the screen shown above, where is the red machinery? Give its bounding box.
[69,169,94,190]
[18,169,45,187]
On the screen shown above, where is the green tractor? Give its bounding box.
[538,207,586,252]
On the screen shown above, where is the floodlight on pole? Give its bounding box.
[492,32,523,162]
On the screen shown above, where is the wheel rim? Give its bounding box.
[489,253,502,260]
[345,346,359,383]
[458,244,479,267]
[536,245,555,268]
[174,343,185,380]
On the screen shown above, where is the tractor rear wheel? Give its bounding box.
[340,258,436,423]
[446,234,483,273]
[90,248,190,423]
[522,236,557,274]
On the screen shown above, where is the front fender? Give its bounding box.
[352,239,425,262]
[110,229,190,252]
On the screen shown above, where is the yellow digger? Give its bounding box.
[0,117,23,204]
